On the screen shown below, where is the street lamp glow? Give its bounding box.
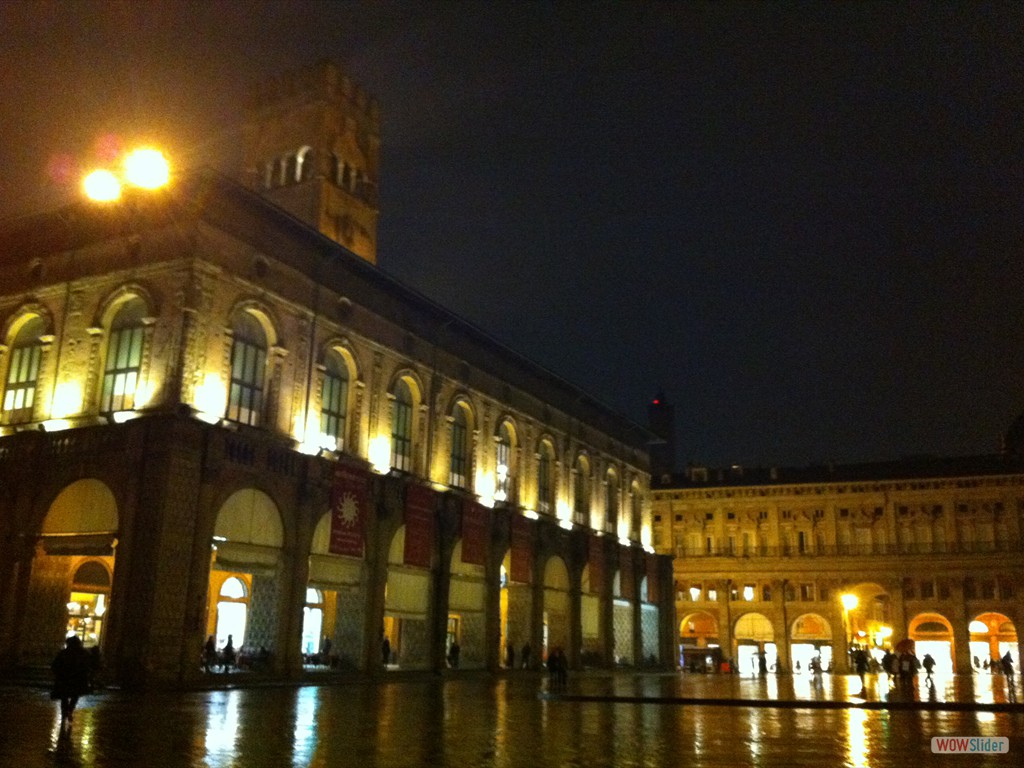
[124,148,170,189]
[83,169,122,202]
[841,593,859,611]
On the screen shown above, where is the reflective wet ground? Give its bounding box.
[1,672,1021,767]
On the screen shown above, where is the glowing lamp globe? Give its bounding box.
[124,148,170,189]
[83,169,122,202]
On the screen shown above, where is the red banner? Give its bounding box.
[588,535,604,594]
[619,546,635,601]
[461,500,487,566]
[404,484,435,568]
[646,553,659,603]
[329,463,369,557]
[510,515,533,583]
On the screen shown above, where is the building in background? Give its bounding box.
[0,61,674,688]
[652,453,1024,675]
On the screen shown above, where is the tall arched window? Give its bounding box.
[391,378,414,472]
[296,147,314,182]
[320,350,350,451]
[495,421,515,503]
[2,316,46,425]
[449,403,470,489]
[573,455,590,525]
[630,480,643,540]
[100,297,146,413]
[226,313,267,426]
[537,440,555,515]
[606,469,619,535]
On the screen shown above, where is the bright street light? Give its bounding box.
[841,593,858,611]
[82,146,170,202]
[83,169,122,202]
[124,148,170,189]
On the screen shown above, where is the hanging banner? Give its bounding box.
[646,553,659,603]
[461,500,487,566]
[510,514,533,583]
[588,534,604,594]
[329,463,369,557]
[404,483,435,568]
[619,546,636,601]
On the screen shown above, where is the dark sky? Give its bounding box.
[2,1,1022,469]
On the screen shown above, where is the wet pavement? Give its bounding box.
[1,671,1021,767]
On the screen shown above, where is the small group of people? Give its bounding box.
[203,634,236,673]
[506,642,532,670]
[50,635,101,734]
[546,647,568,690]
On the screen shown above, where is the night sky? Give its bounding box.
[1,2,1022,470]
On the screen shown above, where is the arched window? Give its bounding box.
[296,147,314,182]
[573,455,590,525]
[320,350,350,451]
[391,378,414,472]
[495,421,515,503]
[537,440,555,515]
[2,315,46,425]
[285,153,299,185]
[226,313,267,426]
[631,481,643,538]
[100,297,146,413]
[606,469,619,535]
[449,403,470,488]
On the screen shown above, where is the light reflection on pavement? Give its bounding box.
[0,672,1020,767]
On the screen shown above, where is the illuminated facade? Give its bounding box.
[652,457,1024,675]
[0,62,673,688]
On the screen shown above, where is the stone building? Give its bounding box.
[651,455,1024,675]
[0,61,674,688]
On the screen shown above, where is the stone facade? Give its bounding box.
[653,460,1024,674]
[0,61,674,685]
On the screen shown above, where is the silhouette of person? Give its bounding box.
[203,635,217,673]
[922,653,935,679]
[506,642,515,669]
[1002,651,1015,684]
[382,636,391,667]
[51,636,92,732]
[521,642,531,669]
[448,640,461,669]
[221,634,236,672]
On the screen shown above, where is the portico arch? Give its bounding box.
[909,612,954,674]
[543,555,570,660]
[969,612,1017,670]
[207,489,284,657]
[306,511,365,668]
[23,479,119,662]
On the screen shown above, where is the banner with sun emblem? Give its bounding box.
[403,483,435,568]
[329,463,369,557]
[460,500,487,566]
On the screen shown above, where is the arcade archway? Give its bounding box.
[969,612,1018,670]
[790,613,833,672]
[735,612,775,675]
[679,611,719,671]
[909,612,954,674]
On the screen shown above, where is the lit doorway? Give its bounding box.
[66,560,112,648]
[214,575,249,648]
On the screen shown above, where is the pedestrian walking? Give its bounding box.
[221,635,236,673]
[51,636,92,733]
[922,653,935,679]
[448,640,461,669]
[203,635,217,673]
[1002,651,1015,683]
[853,648,869,692]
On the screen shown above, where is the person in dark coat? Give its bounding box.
[51,636,92,731]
